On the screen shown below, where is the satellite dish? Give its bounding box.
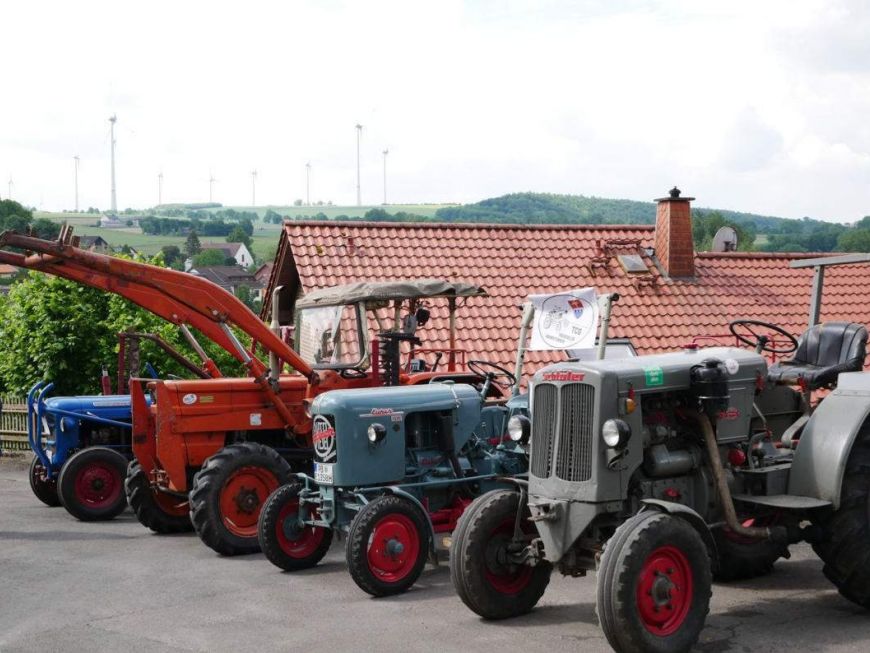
[711,226,738,252]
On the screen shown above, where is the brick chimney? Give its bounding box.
[654,187,695,278]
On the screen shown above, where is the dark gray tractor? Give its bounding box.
[450,254,870,653]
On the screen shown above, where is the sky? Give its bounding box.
[1,0,869,221]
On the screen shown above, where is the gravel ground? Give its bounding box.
[2,455,870,653]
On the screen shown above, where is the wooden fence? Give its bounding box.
[0,394,30,452]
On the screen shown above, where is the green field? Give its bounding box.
[34,204,454,261]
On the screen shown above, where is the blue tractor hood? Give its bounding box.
[44,394,151,420]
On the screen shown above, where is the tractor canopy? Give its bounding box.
[295,279,486,308]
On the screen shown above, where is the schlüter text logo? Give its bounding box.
[541,370,586,382]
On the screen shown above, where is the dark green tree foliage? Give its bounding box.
[0,199,34,232]
[161,245,183,269]
[227,225,252,249]
[193,249,226,267]
[692,210,756,252]
[185,230,202,257]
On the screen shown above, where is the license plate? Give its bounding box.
[314,463,334,485]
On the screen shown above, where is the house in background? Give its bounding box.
[263,190,870,381]
[189,266,262,295]
[0,264,19,280]
[254,262,273,302]
[184,242,254,271]
[77,236,110,253]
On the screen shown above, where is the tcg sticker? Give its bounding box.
[644,367,664,387]
[250,413,262,426]
[182,393,197,405]
[724,358,740,375]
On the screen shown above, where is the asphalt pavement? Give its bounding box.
[2,456,870,653]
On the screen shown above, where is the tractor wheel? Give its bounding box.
[57,447,128,521]
[29,455,60,507]
[125,460,193,534]
[258,483,333,571]
[450,489,551,619]
[812,424,870,607]
[189,442,291,556]
[597,511,712,653]
[346,494,430,596]
[713,513,788,581]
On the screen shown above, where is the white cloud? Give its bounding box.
[0,0,868,221]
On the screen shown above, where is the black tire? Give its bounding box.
[346,494,430,596]
[812,424,870,607]
[57,447,128,521]
[713,515,787,582]
[190,442,291,556]
[597,511,712,653]
[450,489,551,619]
[29,455,60,507]
[125,460,193,534]
[258,483,333,571]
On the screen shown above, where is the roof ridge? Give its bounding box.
[696,251,838,260]
[282,220,654,231]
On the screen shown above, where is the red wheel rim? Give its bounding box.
[74,461,122,509]
[636,545,694,636]
[483,517,533,594]
[276,497,326,558]
[366,513,420,583]
[218,466,279,537]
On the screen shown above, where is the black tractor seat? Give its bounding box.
[767,321,868,390]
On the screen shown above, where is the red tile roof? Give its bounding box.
[265,221,870,378]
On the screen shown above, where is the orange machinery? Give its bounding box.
[0,228,489,555]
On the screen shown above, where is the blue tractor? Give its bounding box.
[257,364,529,596]
[26,331,212,521]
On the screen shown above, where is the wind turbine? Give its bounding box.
[251,169,258,206]
[158,171,163,206]
[209,172,217,203]
[109,114,118,214]
[355,123,363,206]
[306,161,311,206]
[382,149,389,205]
[74,156,80,211]
[7,176,13,199]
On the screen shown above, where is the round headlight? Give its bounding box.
[367,423,387,444]
[602,419,631,449]
[507,415,531,443]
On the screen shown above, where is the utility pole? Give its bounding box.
[158,172,163,205]
[382,149,389,205]
[109,114,118,214]
[74,156,80,211]
[209,172,216,203]
[251,169,258,206]
[306,161,311,206]
[355,123,363,206]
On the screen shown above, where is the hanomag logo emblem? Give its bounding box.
[312,415,337,462]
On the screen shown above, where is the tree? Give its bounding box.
[185,230,202,257]
[160,245,183,269]
[293,199,303,207]
[193,249,226,267]
[838,229,870,253]
[227,225,252,249]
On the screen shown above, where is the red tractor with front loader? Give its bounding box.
[0,227,495,555]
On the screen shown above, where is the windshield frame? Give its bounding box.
[296,301,370,371]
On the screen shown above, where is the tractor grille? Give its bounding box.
[530,384,558,478]
[530,382,596,482]
[554,384,595,482]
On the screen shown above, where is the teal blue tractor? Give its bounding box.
[257,370,529,596]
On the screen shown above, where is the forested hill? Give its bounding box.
[433,192,787,230]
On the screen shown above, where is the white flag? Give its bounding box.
[528,288,599,351]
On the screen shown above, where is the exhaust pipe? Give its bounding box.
[269,285,284,384]
[696,410,783,541]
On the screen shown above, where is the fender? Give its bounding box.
[640,499,718,565]
[788,373,870,508]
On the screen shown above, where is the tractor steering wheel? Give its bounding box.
[728,319,798,354]
[468,360,517,389]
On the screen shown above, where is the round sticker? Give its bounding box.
[312,415,337,462]
[182,393,198,405]
[724,358,740,375]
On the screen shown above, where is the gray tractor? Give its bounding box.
[450,254,870,653]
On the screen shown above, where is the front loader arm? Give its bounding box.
[0,229,315,379]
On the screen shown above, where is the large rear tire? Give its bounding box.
[125,460,193,533]
[812,424,870,607]
[346,494,430,596]
[597,511,712,653]
[190,442,291,555]
[258,483,333,571]
[450,489,551,620]
[29,455,60,507]
[57,447,128,521]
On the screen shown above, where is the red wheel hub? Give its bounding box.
[74,462,122,509]
[483,518,533,595]
[367,513,420,583]
[276,498,326,558]
[218,466,279,537]
[636,545,694,636]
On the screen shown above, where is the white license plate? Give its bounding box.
[314,463,334,485]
